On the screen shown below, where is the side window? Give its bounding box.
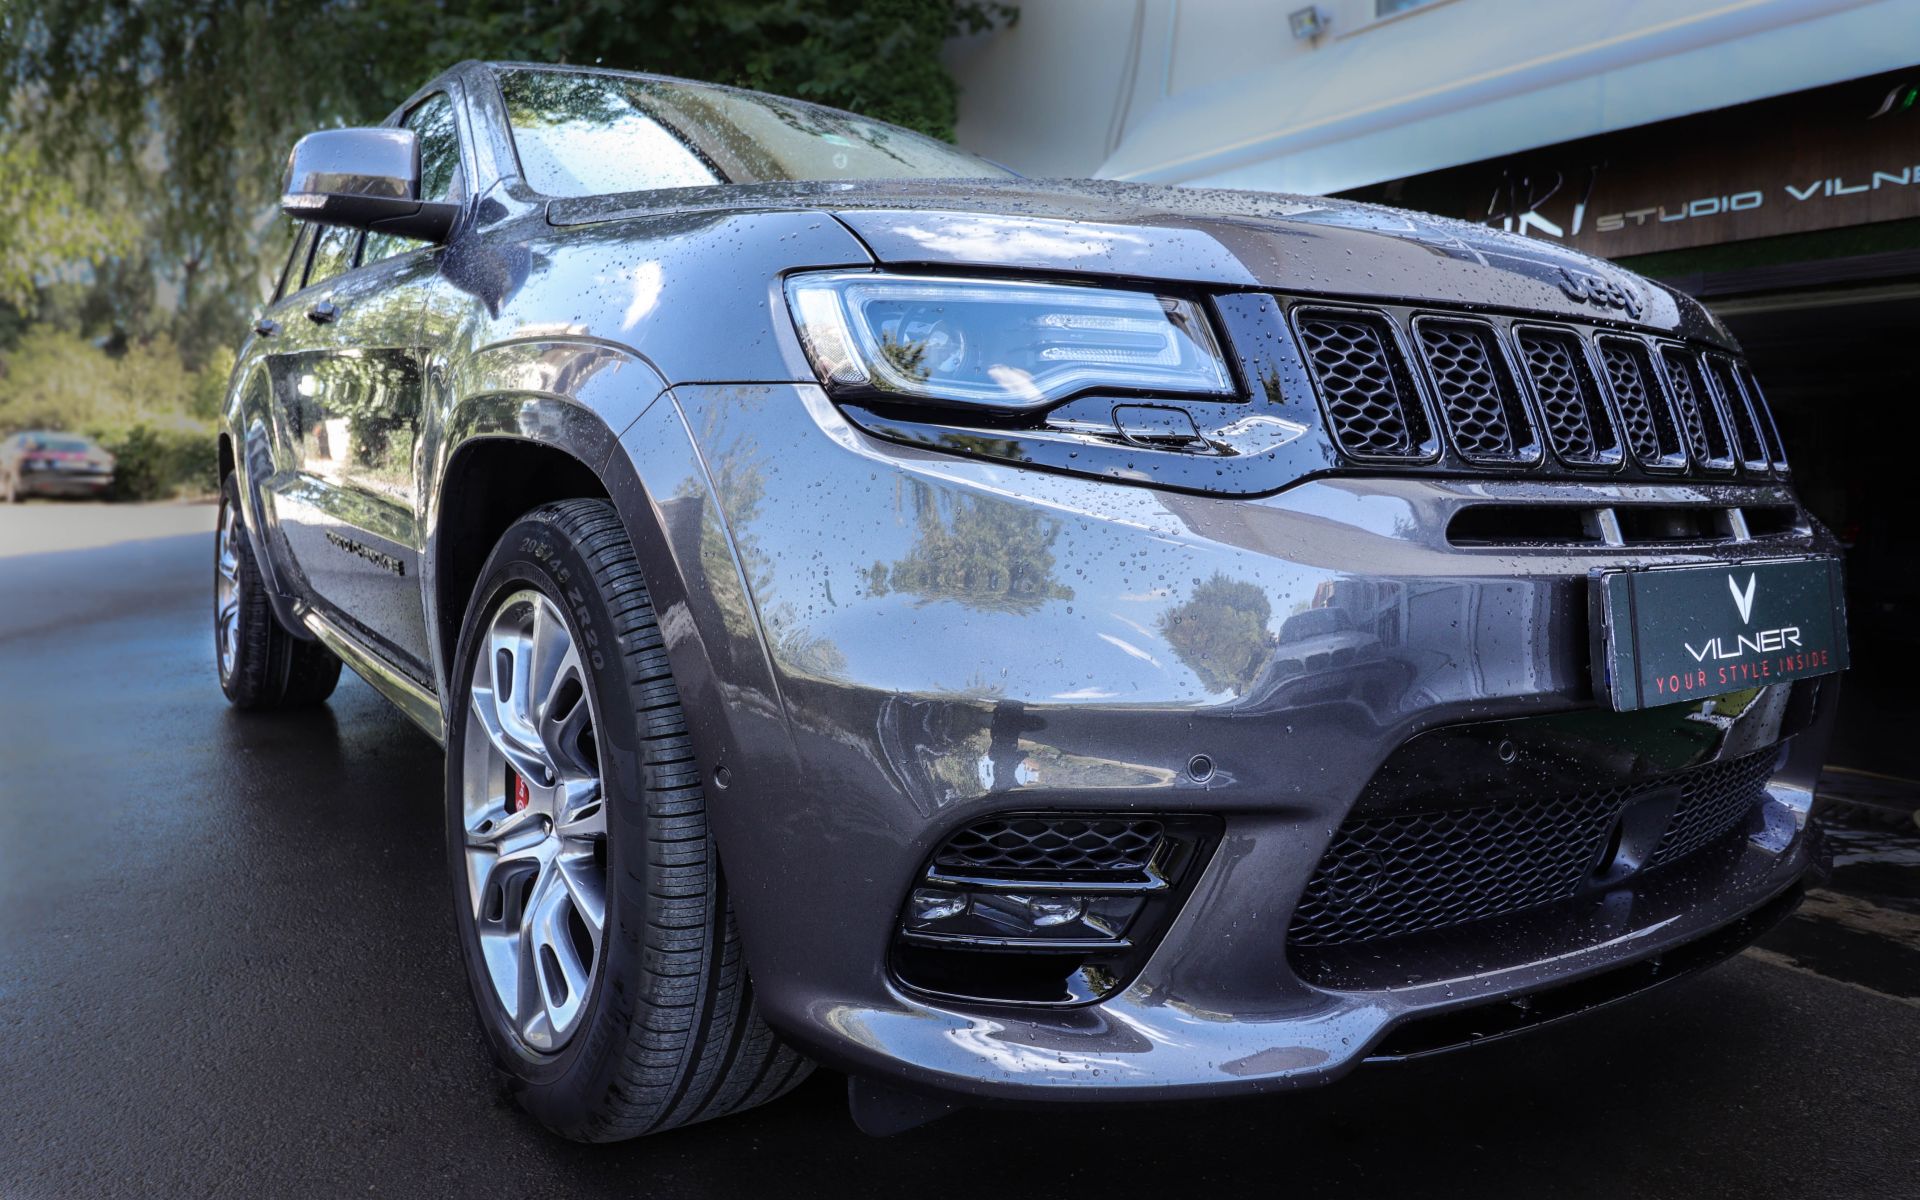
[273,223,318,304]
[365,93,465,264]
[305,223,360,290]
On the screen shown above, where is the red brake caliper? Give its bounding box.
[510,767,531,813]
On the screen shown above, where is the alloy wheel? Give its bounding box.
[460,589,608,1053]
[215,498,242,681]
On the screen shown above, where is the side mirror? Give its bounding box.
[280,128,459,242]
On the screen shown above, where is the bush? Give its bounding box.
[0,326,222,500]
[98,424,216,501]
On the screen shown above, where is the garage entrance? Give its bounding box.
[1711,280,1920,785]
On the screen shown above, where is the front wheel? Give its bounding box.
[444,499,809,1141]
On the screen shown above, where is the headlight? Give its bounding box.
[785,271,1234,411]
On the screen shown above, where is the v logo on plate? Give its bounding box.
[1729,572,1757,624]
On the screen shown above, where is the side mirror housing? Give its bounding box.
[280,128,458,242]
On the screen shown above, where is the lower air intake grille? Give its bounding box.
[1289,751,1775,948]
[1295,309,1430,459]
[934,815,1165,876]
[1652,754,1775,865]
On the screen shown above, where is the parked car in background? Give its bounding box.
[0,431,116,502]
[213,61,1848,1143]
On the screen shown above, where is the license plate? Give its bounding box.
[1593,557,1848,711]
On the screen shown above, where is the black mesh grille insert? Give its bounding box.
[1596,336,1683,468]
[933,815,1165,876]
[1515,327,1620,467]
[1705,354,1771,472]
[1416,319,1536,463]
[1737,361,1789,471]
[1288,751,1775,948]
[1658,346,1735,471]
[1652,754,1776,865]
[1295,310,1430,458]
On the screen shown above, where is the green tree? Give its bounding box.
[1158,573,1274,695]
[868,480,1074,615]
[2,0,1014,324]
[0,137,134,312]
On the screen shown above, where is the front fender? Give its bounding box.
[424,337,672,699]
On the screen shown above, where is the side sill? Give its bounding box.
[303,609,446,744]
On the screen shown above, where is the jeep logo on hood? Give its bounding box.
[1556,267,1642,319]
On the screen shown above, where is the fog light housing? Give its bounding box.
[891,812,1219,1005]
[909,888,969,924]
[1026,895,1085,928]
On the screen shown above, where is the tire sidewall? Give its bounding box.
[443,506,655,1126]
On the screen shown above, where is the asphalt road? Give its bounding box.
[3,506,1917,1199]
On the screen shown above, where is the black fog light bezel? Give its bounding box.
[889,812,1221,1007]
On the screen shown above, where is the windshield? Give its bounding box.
[496,67,1012,197]
[27,435,95,453]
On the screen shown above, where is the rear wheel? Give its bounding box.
[215,472,341,709]
[445,499,809,1141]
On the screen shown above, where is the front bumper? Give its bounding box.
[612,382,1841,1107]
[17,467,112,497]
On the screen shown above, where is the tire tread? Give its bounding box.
[501,499,809,1141]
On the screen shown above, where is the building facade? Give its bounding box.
[947,0,1920,776]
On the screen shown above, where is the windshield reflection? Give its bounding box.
[498,67,1013,196]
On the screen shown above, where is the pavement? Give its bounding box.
[2,502,1917,1199]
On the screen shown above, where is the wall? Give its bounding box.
[947,0,1920,194]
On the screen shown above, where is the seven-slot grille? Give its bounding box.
[1287,750,1776,949]
[1287,305,1785,479]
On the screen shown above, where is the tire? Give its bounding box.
[444,499,810,1141]
[215,472,342,709]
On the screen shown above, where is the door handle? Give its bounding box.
[307,300,339,324]
[253,317,279,338]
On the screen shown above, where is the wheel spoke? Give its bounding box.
[490,621,544,755]
[467,803,546,849]
[522,863,590,1046]
[534,637,591,778]
[554,853,606,941]
[554,779,606,840]
[471,619,552,785]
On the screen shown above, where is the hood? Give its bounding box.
[546,178,1729,344]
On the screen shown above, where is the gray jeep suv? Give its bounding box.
[214,61,1848,1140]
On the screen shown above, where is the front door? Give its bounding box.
[261,223,437,678]
[254,90,471,685]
